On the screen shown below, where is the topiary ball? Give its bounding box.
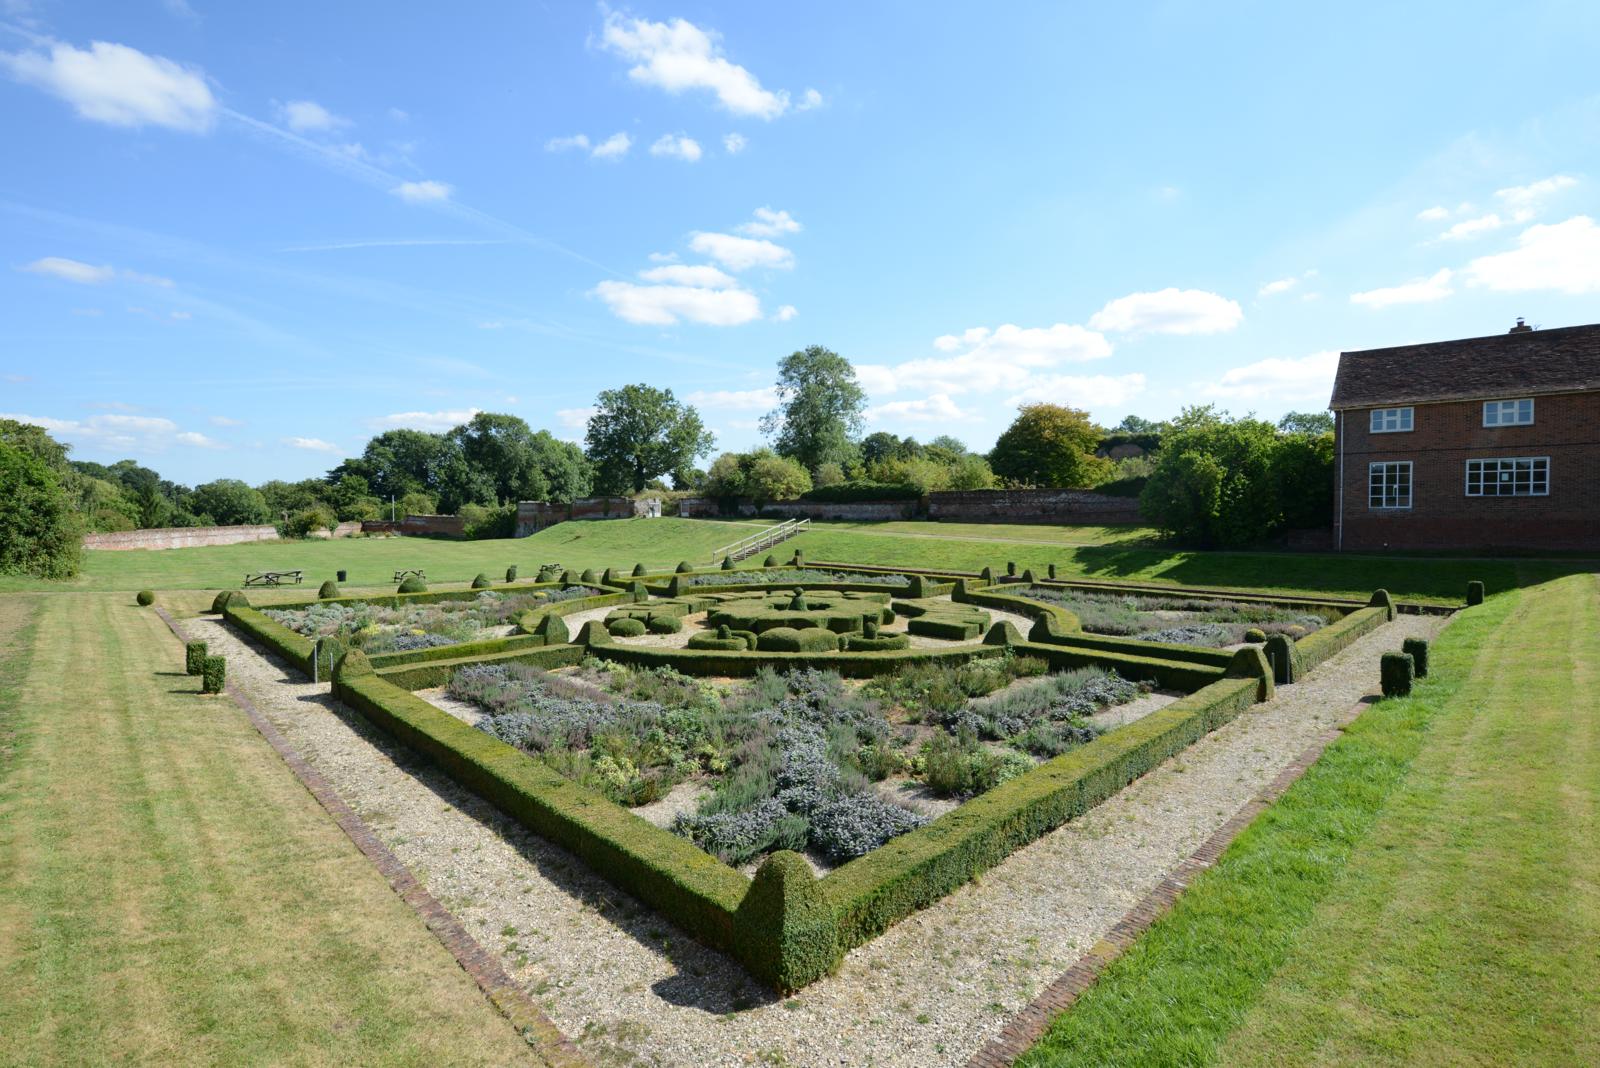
[764,555,778,568]
[318,579,340,599]
[136,590,155,606]
[607,617,647,637]
[1244,627,1267,643]
[717,623,732,639]
[647,614,684,635]
[471,573,493,589]
[398,575,427,594]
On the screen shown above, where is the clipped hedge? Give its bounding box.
[211,590,248,613]
[224,602,316,675]
[608,617,647,637]
[841,633,911,652]
[1263,633,1304,684]
[647,614,684,635]
[184,640,208,676]
[366,631,553,671]
[334,669,748,950]
[372,642,584,691]
[1467,579,1485,606]
[1293,604,1389,676]
[746,672,1266,990]
[1380,651,1414,697]
[1011,640,1226,692]
[757,627,840,653]
[589,642,1006,679]
[906,615,985,641]
[1403,636,1430,678]
[201,655,227,694]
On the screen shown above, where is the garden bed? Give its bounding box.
[1020,586,1339,646]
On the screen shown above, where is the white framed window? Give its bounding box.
[1465,457,1549,497]
[1369,407,1414,433]
[1369,461,1412,509]
[1483,398,1534,426]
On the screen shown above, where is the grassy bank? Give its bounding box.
[1019,574,1600,1066]
[0,593,548,1066]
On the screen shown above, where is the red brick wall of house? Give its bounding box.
[1335,392,1600,550]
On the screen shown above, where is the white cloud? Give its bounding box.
[280,99,348,133]
[391,179,452,203]
[685,387,778,410]
[283,436,341,453]
[1,38,216,131]
[369,407,481,431]
[599,11,793,120]
[1089,288,1243,335]
[647,251,679,263]
[592,131,632,159]
[796,88,824,111]
[688,231,792,270]
[858,323,1113,398]
[388,107,409,122]
[1494,175,1577,208]
[1003,373,1147,410]
[1350,268,1455,308]
[546,133,590,152]
[209,415,244,427]
[20,257,173,287]
[1463,215,1600,294]
[865,392,969,424]
[638,263,737,288]
[1417,205,1450,221]
[592,279,761,326]
[1258,277,1298,297]
[21,256,114,284]
[1204,350,1339,401]
[0,411,222,451]
[1439,213,1507,240]
[774,304,798,322]
[650,133,702,161]
[723,132,747,154]
[738,206,801,237]
[556,407,596,430]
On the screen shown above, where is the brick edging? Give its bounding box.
[964,696,1378,1068]
[155,608,588,1067]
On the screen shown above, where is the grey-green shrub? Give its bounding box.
[1402,637,1429,678]
[202,655,227,694]
[185,640,207,675]
[1380,651,1413,697]
[136,590,154,606]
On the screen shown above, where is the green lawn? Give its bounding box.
[782,524,1587,604]
[0,517,759,594]
[1019,574,1600,1067]
[0,593,550,1066]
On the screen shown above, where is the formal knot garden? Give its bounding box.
[215,550,1403,993]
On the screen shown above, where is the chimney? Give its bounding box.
[1509,317,1533,333]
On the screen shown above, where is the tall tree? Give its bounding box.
[331,428,453,502]
[451,412,546,504]
[988,404,1112,488]
[761,345,866,471]
[585,384,714,494]
[0,439,82,579]
[1277,410,1335,435]
[188,479,271,526]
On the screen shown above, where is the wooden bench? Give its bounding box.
[393,569,425,582]
[244,570,304,587]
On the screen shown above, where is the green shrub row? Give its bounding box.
[1011,639,1228,692]
[906,615,985,641]
[756,627,841,653]
[746,671,1265,990]
[1289,604,1389,679]
[373,643,585,691]
[332,667,748,950]
[224,601,318,676]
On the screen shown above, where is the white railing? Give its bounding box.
[709,518,810,563]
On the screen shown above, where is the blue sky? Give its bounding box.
[3,1,1599,486]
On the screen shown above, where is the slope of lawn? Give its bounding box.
[0,516,759,593]
[0,593,550,1066]
[1019,574,1600,1067]
[782,524,1585,604]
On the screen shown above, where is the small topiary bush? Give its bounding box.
[210,590,236,613]
[1380,651,1414,698]
[1244,627,1267,643]
[688,630,749,651]
[534,611,570,646]
[561,569,577,585]
[505,564,518,582]
[185,640,207,676]
[608,617,647,637]
[136,590,155,606]
[721,555,735,570]
[647,614,684,635]
[201,655,227,694]
[580,568,598,584]
[632,562,647,576]
[398,575,427,594]
[764,555,778,567]
[1047,563,1057,579]
[676,561,693,573]
[318,579,340,599]
[1263,633,1303,684]
[472,573,493,589]
[1368,588,1396,620]
[1402,637,1430,678]
[757,627,840,653]
[980,566,996,583]
[1467,579,1485,606]
[536,563,563,582]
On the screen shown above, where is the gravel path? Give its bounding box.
[190,609,1445,1068]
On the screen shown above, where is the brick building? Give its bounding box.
[1329,320,1600,551]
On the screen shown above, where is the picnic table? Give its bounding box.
[244,570,304,587]
[393,569,425,582]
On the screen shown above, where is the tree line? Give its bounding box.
[0,344,1336,579]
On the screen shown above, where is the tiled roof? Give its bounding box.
[1329,322,1600,409]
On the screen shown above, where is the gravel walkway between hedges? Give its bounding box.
[191,610,1445,1068]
